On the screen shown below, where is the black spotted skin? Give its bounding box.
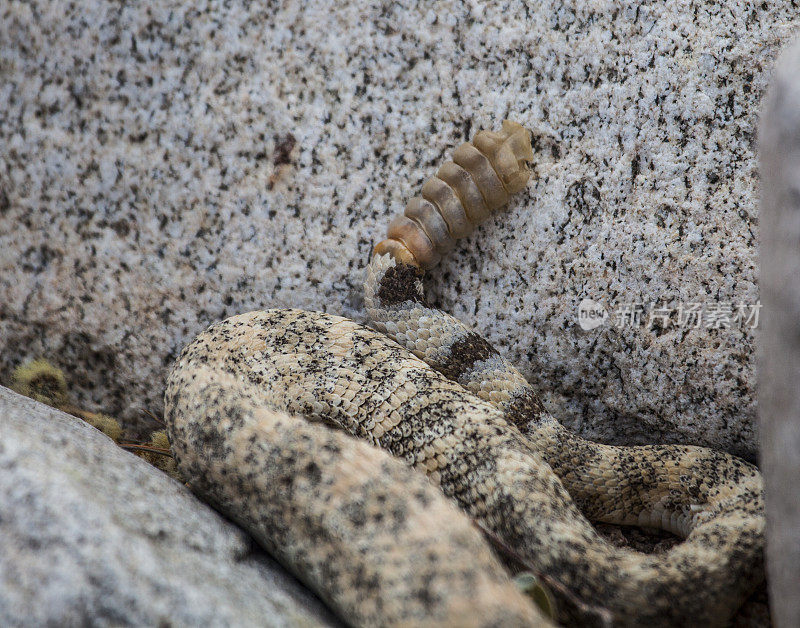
[363,251,764,626]
[166,310,549,627]
[165,120,764,627]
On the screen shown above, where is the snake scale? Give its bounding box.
[165,122,764,627]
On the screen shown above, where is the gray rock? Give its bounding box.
[758,37,800,628]
[1,1,798,457]
[0,386,338,627]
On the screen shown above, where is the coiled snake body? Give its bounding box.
[165,122,764,627]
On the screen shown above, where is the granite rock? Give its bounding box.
[0,385,338,627]
[1,1,798,457]
[758,37,800,628]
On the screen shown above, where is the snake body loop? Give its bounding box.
[165,121,764,627]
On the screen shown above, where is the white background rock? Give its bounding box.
[0,386,338,627]
[1,1,798,458]
[759,37,800,628]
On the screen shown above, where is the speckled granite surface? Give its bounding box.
[0,1,796,458]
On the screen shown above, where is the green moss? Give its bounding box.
[149,429,171,450]
[10,358,122,441]
[10,359,69,408]
[11,358,183,482]
[83,413,123,442]
[136,429,183,482]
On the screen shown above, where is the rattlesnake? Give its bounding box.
[164,122,764,627]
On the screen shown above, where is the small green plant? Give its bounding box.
[11,359,70,408]
[126,429,182,482]
[9,358,181,481]
[83,412,124,441]
[11,358,124,441]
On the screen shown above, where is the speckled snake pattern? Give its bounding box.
[165,122,764,627]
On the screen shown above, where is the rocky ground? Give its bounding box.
[1,1,797,457]
[2,0,798,624]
